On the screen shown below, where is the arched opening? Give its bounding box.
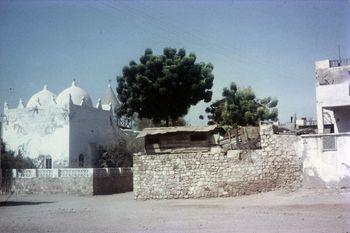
[78,154,84,168]
[45,155,52,169]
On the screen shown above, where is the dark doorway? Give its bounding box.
[79,154,84,167]
[45,156,52,169]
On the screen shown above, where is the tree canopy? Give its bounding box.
[206,82,278,126]
[116,48,214,126]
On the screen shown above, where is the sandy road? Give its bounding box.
[0,189,349,233]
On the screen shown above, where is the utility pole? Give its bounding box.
[338,45,342,66]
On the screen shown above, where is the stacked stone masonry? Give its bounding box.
[3,168,133,195]
[134,125,302,200]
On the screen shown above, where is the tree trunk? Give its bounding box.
[165,117,169,127]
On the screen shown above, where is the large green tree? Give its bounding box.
[206,82,278,126]
[116,48,214,126]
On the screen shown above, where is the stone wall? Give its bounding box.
[259,125,302,191]
[3,168,133,195]
[10,177,93,195]
[133,125,302,200]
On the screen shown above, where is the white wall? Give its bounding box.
[316,83,350,107]
[301,133,350,188]
[68,104,121,167]
[315,59,330,69]
[2,106,70,168]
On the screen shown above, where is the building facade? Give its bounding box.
[315,58,350,133]
[2,81,122,168]
[300,58,350,188]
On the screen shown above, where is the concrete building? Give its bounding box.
[277,115,317,134]
[315,58,350,133]
[1,81,122,168]
[300,58,350,188]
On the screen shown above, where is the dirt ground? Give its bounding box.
[0,189,349,233]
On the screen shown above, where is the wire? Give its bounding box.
[112,1,302,81]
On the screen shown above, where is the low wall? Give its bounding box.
[301,133,350,188]
[10,177,93,195]
[93,168,133,194]
[4,168,133,195]
[93,176,133,195]
[133,125,302,200]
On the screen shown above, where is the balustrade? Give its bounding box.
[10,168,132,178]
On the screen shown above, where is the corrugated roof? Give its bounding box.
[137,125,218,138]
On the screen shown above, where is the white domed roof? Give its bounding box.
[56,81,92,107]
[27,85,56,108]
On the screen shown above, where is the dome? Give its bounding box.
[56,81,92,107]
[27,85,56,108]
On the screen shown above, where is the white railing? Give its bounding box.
[60,168,93,177]
[93,167,133,177]
[11,168,133,178]
[330,58,350,67]
[37,169,54,178]
[15,169,37,178]
[108,167,133,176]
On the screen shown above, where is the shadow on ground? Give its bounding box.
[0,201,54,207]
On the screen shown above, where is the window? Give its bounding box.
[190,134,207,141]
[322,136,336,151]
[79,154,84,167]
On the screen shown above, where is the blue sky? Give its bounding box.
[0,0,349,125]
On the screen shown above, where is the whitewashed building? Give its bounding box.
[315,58,350,133]
[2,81,122,168]
[301,58,350,188]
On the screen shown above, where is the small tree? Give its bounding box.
[206,82,278,126]
[1,142,35,179]
[98,134,144,168]
[99,139,133,168]
[116,48,214,126]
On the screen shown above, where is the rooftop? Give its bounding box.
[316,58,350,69]
[329,58,350,68]
[137,125,219,138]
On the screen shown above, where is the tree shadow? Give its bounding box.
[0,201,54,207]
